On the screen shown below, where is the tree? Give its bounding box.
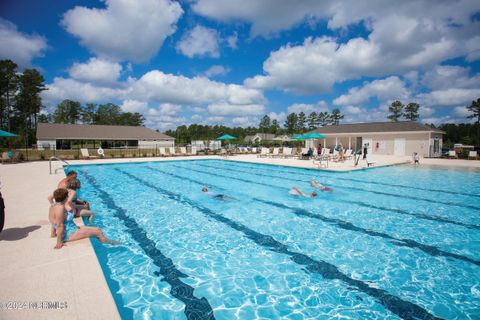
[269,119,280,134]
[387,100,404,122]
[38,114,52,123]
[259,115,271,133]
[466,98,480,146]
[307,112,317,130]
[284,113,298,133]
[0,60,19,131]
[330,108,344,125]
[317,112,330,126]
[118,112,145,126]
[81,103,97,124]
[54,100,82,124]
[404,102,420,121]
[297,112,307,132]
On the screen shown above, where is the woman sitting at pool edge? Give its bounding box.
[50,188,115,249]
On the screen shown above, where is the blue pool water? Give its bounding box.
[72,159,480,319]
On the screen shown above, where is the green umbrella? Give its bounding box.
[0,130,17,137]
[216,134,237,140]
[303,132,326,139]
[291,134,307,140]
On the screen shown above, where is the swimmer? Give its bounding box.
[310,180,333,192]
[289,187,317,198]
[201,187,235,201]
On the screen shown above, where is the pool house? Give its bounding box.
[36,123,175,150]
[307,121,444,157]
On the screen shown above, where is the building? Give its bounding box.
[36,123,175,150]
[244,133,291,144]
[307,121,444,157]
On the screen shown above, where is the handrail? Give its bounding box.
[49,156,70,175]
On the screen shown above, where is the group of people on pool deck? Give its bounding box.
[202,179,332,201]
[48,170,114,249]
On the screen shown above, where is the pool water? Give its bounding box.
[73,159,480,319]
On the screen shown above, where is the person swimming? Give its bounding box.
[201,187,235,201]
[310,180,333,192]
[289,186,317,198]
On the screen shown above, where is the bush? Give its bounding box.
[121,153,125,158]
[74,154,79,160]
[40,153,45,160]
[459,149,469,159]
[142,153,147,157]
[110,153,115,158]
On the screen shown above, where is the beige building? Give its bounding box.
[36,123,175,150]
[307,121,444,157]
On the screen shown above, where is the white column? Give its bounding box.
[323,138,326,147]
[348,136,351,149]
[335,137,338,146]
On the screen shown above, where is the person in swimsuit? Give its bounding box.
[50,188,114,249]
[201,187,235,201]
[310,180,333,192]
[47,170,77,204]
[289,187,317,198]
[67,179,93,222]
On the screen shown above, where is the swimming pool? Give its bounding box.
[73,159,480,319]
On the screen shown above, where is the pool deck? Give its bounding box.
[1,154,478,319]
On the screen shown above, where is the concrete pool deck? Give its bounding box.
[1,154,478,319]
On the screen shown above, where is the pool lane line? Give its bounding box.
[197,162,480,211]
[223,159,480,199]
[172,163,480,231]
[116,167,441,320]
[145,165,480,267]
[80,171,216,320]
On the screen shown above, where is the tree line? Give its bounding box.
[260,109,344,134]
[387,100,421,121]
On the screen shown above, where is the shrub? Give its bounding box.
[40,153,45,160]
[142,153,147,157]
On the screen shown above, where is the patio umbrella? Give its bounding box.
[303,132,326,139]
[291,134,307,140]
[0,130,17,137]
[216,134,237,140]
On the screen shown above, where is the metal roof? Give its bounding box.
[36,123,174,140]
[310,121,444,134]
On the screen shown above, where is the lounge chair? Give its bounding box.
[191,147,197,156]
[251,147,257,154]
[448,150,457,158]
[159,147,167,157]
[344,149,353,160]
[366,154,376,167]
[219,148,228,157]
[168,147,178,156]
[258,148,270,158]
[180,147,188,156]
[329,149,339,161]
[269,147,280,158]
[282,147,292,158]
[80,148,98,160]
[468,151,478,160]
[1,151,13,164]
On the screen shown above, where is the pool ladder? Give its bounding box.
[49,156,70,175]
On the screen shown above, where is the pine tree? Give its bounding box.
[259,115,271,133]
[269,119,280,134]
[404,102,420,121]
[307,112,317,130]
[297,112,307,132]
[330,108,344,125]
[284,113,298,134]
[387,100,404,122]
[466,98,480,146]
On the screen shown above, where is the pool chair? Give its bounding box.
[1,152,12,164]
[344,149,353,160]
[329,149,339,161]
[180,147,188,156]
[366,154,376,167]
[258,148,270,158]
[282,147,292,158]
[190,147,197,156]
[80,148,99,160]
[468,151,478,160]
[269,147,280,158]
[251,147,257,154]
[168,147,178,156]
[158,147,167,157]
[448,150,457,158]
[219,148,228,158]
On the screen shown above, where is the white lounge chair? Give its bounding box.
[468,151,478,160]
[282,147,292,158]
[448,150,457,158]
[219,148,228,157]
[180,147,187,156]
[366,154,376,167]
[191,147,197,156]
[344,149,353,160]
[251,147,257,154]
[269,147,280,158]
[168,147,178,156]
[80,148,98,160]
[258,147,270,158]
[159,147,167,157]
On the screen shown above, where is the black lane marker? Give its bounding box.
[172,163,480,231]
[225,159,480,198]
[116,167,441,320]
[80,171,215,320]
[197,162,480,211]
[144,165,480,267]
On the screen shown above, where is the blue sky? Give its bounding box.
[1,0,479,131]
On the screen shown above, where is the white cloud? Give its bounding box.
[176,25,220,58]
[69,57,122,85]
[453,106,471,117]
[207,103,264,116]
[333,76,409,106]
[232,116,257,127]
[416,88,480,107]
[421,65,480,90]
[120,99,148,113]
[339,106,389,123]
[287,101,329,114]
[158,103,182,115]
[202,65,230,78]
[61,0,183,62]
[226,33,238,49]
[0,18,47,67]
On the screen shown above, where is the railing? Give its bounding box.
[49,157,70,175]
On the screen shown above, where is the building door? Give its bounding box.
[355,137,362,152]
[394,138,406,156]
